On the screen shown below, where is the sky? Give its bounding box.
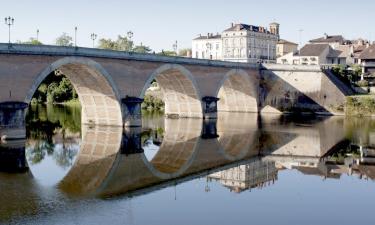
[0,0,374,51]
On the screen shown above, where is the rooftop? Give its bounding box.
[193,34,221,40]
[278,39,298,45]
[310,35,345,44]
[223,23,273,34]
[359,45,375,59]
[298,44,330,56]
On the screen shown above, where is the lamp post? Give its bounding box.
[4,17,14,44]
[74,26,78,47]
[90,33,97,48]
[36,29,39,42]
[173,40,178,55]
[127,31,133,51]
[298,29,304,64]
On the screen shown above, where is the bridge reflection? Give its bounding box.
[2,113,375,200]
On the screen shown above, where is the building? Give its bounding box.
[208,161,278,193]
[359,45,375,75]
[221,22,279,62]
[276,39,298,57]
[277,43,347,66]
[192,22,280,63]
[192,33,222,60]
[309,34,345,48]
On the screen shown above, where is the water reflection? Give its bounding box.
[2,105,375,223]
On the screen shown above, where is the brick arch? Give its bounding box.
[25,57,122,126]
[215,69,258,113]
[141,64,203,118]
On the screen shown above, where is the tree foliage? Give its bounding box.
[157,50,177,56]
[55,33,73,46]
[98,35,134,51]
[98,34,153,53]
[18,38,43,45]
[133,45,152,54]
[178,48,191,57]
[32,72,78,104]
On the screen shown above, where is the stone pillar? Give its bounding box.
[0,102,28,141]
[201,120,219,139]
[202,96,219,120]
[121,127,144,155]
[0,139,28,173]
[122,97,143,127]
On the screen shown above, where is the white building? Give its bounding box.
[192,22,280,63]
[192,33,222,60]
[277,43,347,66]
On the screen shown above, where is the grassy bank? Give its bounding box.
[346,95,375,116]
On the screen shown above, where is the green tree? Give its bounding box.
[98,35,134,51]
[18,38,43,45]
[55,33,73,46]
[133,45,152,53]
[178,48,191,57]
[157,50,177,56]
[97,38,117,50]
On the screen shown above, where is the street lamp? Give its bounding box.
[4,16,14,44]
[36,29,39,42]
[127,31,133,51]
[90,33,97,48]
[173,40,178,55]
[74,26,78,47]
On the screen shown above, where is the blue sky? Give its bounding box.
[1,0,374,51]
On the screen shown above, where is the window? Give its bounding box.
[195,51,198,58]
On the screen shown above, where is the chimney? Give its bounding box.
[324,33,328,39]
[207,33,210,38]
[231,22,234,28]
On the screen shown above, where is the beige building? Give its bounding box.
[192,22,280,63]
[309,34,345,48]
[276,39,298,57]
[208,161,278,193]
[277,43,347,66]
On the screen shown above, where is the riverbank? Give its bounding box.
[345,95,375,117]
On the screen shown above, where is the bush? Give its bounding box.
[142,94,164,111]
[357,80,369,87]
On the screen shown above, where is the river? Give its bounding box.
[1,104,375,225]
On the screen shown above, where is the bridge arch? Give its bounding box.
[141,64,203,118]
[140,118,202,179]
[215,69,258,113]
[25,57,122,126]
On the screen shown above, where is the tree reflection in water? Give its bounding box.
[25,104,81,168]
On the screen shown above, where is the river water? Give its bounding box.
[1,104,375,225]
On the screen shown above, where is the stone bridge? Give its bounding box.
[0,43,348,140]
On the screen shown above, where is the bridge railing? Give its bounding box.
[0,43,260,69]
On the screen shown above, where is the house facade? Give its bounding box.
[276,39,298,58]
[192,22,279,63]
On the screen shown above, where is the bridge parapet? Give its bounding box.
[0,43,259,69]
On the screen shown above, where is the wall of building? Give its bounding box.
[192,38,222,60]
[222,30,278,62]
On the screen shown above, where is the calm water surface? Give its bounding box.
[1,104,375,225]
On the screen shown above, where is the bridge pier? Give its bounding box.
[202,97,219,120]
[201,119,219,139]
[121,127,144,155]
[122,97,143,127]
[0,102,28,141]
